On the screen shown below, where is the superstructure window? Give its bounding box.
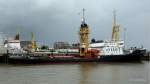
[120,43,123,45]
[107,48,109,52]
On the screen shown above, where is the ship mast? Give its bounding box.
[82,8,85,24]
[31,32,36,50]
[14,28,20,40]
[79,8,89,56]
[112,10,119,41]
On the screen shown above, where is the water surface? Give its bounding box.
[0,61,149,84]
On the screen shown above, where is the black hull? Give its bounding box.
[0,54,9,63]
[99,54,142,62]
[8,58,99,64]
[8,55,142,64]
[7,49,146,63]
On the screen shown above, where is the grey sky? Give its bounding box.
[0,0,150,49]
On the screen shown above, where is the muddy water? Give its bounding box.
[0,61,149,84]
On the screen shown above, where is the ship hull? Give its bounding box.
[8,49,146,63]
[98,54,141,62]
[99,49,146,62]
[8,55,141,64]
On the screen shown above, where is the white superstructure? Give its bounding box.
[89,40,124,55]
[4,40,21,49]
[4,39,27,54]
[89,10,126,56]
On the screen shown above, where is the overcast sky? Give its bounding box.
[0,0,150,49]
